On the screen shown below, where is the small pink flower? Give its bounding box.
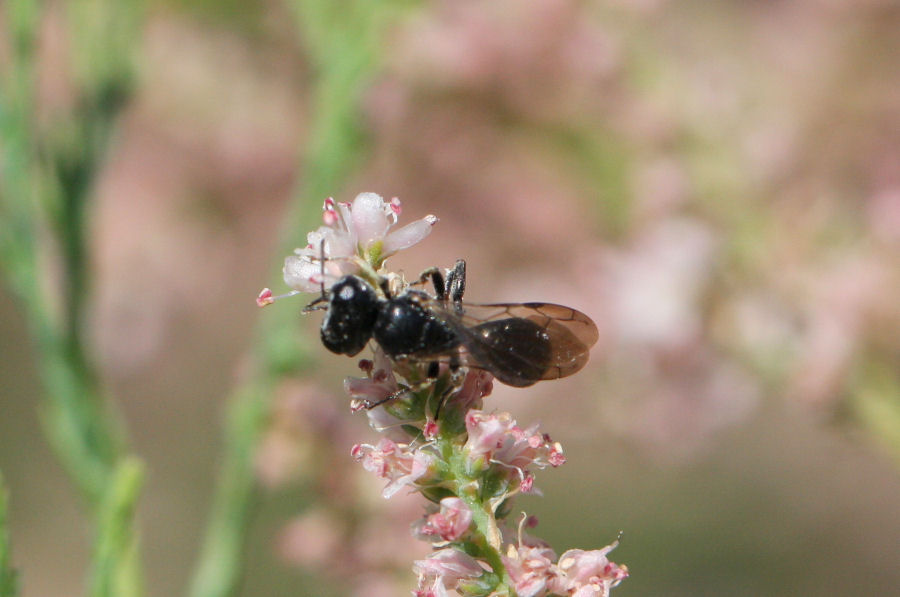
[464,410,516,460]
[419,497,473,542]
[464,410,566,493]
[344,349,399,410]
[412,577,449,597]
[444,369,494,412]
[413,548,484,596]
[556,543,629,597]
[351,438,436,498]
[423,419,439,439]
[283,193,437,293]
[503,543,560,597]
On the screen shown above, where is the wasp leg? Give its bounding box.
[415,259,465,305]
[433,351,464,420]
[359,372,440,411]
[446,259,466,312]
[432,383,456,421]
[361,355,465,421]
[415,266,447,300]
[427,360,441,379]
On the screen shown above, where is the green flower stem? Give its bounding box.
[0,0,39,300]
[186,381,272,597]
[442,438,516,595]
[88,458,145,597]
[0,471,18,597]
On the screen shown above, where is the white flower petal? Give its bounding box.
[283,256,322,292]
[382,215,438,255]
[351,192,391,247]
[322,228,355,259]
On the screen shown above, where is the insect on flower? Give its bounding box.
[306,258,599,398]
[262,194,599,410]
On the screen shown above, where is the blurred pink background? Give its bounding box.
[2,1,899,595]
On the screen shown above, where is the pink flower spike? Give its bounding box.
[256,288,274,307]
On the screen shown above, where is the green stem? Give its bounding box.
[0,471,18,597]
[186,382,271,597]
[88,459,145,597]
[444,441,516,595]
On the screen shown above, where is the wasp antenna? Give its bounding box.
[317,238,327,300]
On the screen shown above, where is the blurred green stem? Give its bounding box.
[0,1,144,595]
[0,472,18,597]
[186,2,417,597]
[88,459,145,597]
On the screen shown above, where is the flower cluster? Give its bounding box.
[503,541,629,597]
[262,194,627,596]
[290,193,436,290]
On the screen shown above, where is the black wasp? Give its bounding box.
[304,259,598,400]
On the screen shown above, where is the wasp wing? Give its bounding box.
[444,302,599,387]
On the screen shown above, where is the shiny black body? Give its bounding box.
[321,275,460,359]
[315,264,598,389]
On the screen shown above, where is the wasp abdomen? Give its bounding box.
[469,318,552,387]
